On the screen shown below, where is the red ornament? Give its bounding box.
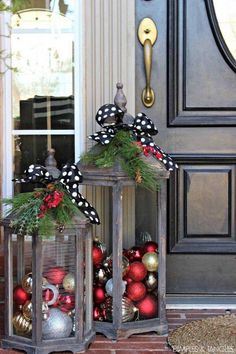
[59,293,75,312]
[136,294,158,319]
[44,266,66,285]
[127,261,147,282]
[93,286,106,304]
[126,247,144,262]
[93,306,104,321]
[143,241,158,254]
[13,285,30,305]
[123,274,133,285]
[127,282,146,302]
[92,246,104,266]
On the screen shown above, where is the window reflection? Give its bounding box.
[11,8,74,129]
[213,0,236,60]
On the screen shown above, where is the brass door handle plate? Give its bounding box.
[138,18,158,107]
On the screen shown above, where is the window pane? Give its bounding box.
[14,135,74,192]
[11,4,75,130]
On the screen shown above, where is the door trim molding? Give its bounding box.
[167,0,236,127]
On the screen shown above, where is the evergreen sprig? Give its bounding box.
[1,184,83,238]
[81,131,161,191]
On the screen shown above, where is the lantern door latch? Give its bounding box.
[138,18,158,108]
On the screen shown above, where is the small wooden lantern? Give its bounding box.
[79,164,169,340]
[2,217,95,354]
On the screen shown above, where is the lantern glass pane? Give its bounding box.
[92,185,159,324]
[41,234,78,340]
[12,234,33,339]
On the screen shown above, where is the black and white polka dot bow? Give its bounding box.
[14,164,100,225]
[89,104,178,171]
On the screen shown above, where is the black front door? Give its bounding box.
[135,0,236,297]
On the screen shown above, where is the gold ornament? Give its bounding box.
[13,312,32,335]
[142,252,158,272]
[22,273,48,294]
[62,273,75,292]
[103,255,129,275]
[22,301,49,321]
[103,296,138,322]
[22,273,33,294]
[145,272,158,291]
[22,300,33,320]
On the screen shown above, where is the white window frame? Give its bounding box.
[1,0,85,200]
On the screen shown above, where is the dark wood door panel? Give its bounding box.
[169,156,236,253]
[167,254,236,294]
[168,0,236,126]
[136,0,236,295]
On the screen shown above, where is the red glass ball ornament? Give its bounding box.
[13,285,30,305]
[127,261,147,282]
[123,274,133,285]
[143,241,158,254]
[93,286,106,304]
[59,293,75,312]
[92,246,104,266]
[93,306,104,321]
[44,266,66,285]
[126,247,144,262]
[127,282,147,302]
[136,294,158,319]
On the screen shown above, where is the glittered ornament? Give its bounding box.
[105,278,126,297]
[143,241,158,254]
[13,312,32,335]
[103,296,138,322]
[127,282,147,302]
[93,237,107,258]
[21,273,33,293]
[92,246,104,266]
[62,273,75,292]
[126,247,144,262]
[13,285,30,305]
[144,272,158,292]
[42,308,73,339]
[127,262,147,282]
[93,286,106,304]
[44,266,66,285]
[136,294,158,319]
[94,267,110,285]
[93,306,104,321]
[142,252,158,272]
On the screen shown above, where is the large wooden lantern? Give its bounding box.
[78,83,176,339]
[79,164,169,340]
[2,216,95,354]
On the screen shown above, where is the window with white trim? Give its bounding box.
[2,0,82,196]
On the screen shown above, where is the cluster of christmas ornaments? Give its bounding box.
[12,266,77,339]
[93,237,159,322]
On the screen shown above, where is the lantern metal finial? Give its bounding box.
[44,148,60,179]
[114,82,134,125]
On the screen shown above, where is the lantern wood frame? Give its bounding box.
[80,163,169,340]
[2,217,95,354]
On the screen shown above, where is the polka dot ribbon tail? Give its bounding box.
[89,104,178,171]
[13,164,100,225]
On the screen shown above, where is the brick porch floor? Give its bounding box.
[0,309,234,353]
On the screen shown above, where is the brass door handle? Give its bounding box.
[138,18,158,108]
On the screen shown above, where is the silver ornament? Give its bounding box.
[42,283,59,306]
[105,278,126,297]
[42,308,73,339]
[136,231,152,246]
